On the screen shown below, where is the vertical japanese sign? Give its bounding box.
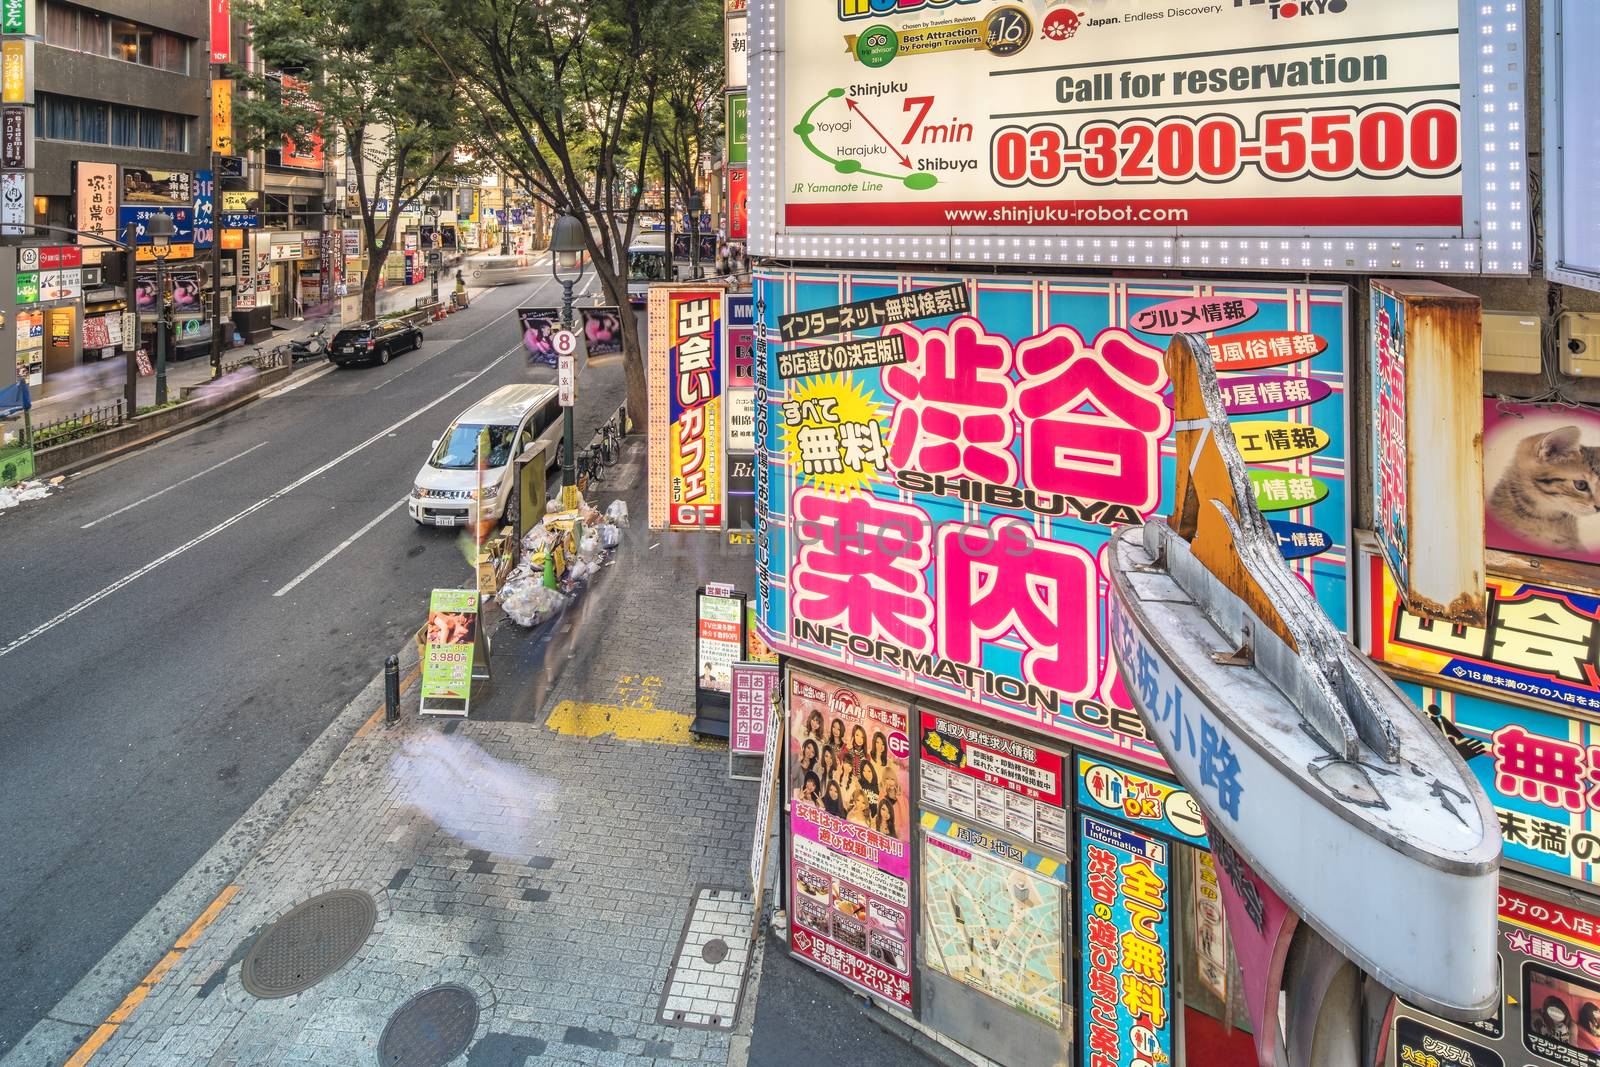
[1,0,26,34]
[74,162,116,248]
[209,0,230,64]
[1,39,25,103]
[730,661,779,756]
[2,107,23,168]
[725,292,756,535]
[755,270,1350,764]
[193,169,214,250]
[728,168,749,241]
[420,589,477,716]
[787,670,913,1007]
[726,92,747,165]
[1079,815,1172,1067]
[1369,279,1485,624]
[724,5,747,90]
[648,286,724,530]
[212,79,233,154]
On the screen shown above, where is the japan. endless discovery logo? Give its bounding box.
[1235,0,1351,18]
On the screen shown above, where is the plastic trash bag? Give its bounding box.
[605,500,630,527]
[498,577,566,627]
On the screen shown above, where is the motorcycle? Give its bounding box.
[289,326,329,363]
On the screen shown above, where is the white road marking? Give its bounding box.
[273,496,409,597]
[80,442,272,530]
[0,349,515,659]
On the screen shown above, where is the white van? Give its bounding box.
[409,384,563,527]
[626,233,671,305]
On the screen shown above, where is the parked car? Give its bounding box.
[409,384,564,527]
[329,320,423,367]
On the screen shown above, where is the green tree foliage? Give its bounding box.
[234,0,471,318]
[410,0,724,428]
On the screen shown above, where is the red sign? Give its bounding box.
[38,246,82,269]
[209,0,230,64]
[919,710,1065,808]
[280,77,325,169]
[728,167,748,240]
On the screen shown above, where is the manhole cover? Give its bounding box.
[701,938,729,965]
[241,889,377,998]
[378,984,479,1067]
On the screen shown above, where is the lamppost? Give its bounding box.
[550,213,585,511]
[146,211,177,406]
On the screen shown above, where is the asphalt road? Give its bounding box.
[0,270,601,1052]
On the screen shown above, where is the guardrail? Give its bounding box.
[222,345,290,376]
[33,398,126,448]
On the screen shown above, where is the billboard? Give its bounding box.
[748,0,1527,275]
[281,76,325,169]
[210,0,230,64]
[649,285,725,531]
[788,669,913,1007]
[74,162,117,248]
[1080,815,1172,1067]
[754,269,1350,765]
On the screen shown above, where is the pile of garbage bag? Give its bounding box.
[495,496,628,627]
[0,478,57,512]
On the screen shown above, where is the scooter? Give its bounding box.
[289,326,329,362]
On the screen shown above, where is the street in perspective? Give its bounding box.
[1,1,1598,1067]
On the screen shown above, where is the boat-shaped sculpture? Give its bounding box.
[1106,333,1500,1019]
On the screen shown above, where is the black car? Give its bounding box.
[329,320,424,367]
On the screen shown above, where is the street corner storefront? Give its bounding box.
[756,267,1354,1067]
[14,245,87,385]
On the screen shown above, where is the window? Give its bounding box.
[44,3,185,71]
[38,93,185,152]
[44,2,79,48]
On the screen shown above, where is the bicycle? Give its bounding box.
[575,446,604,496]
[598,417,622,466]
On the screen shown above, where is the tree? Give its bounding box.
[651,0,723,241]
[234,0,471,319]
[412,0,724,429]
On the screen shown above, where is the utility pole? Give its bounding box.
[209,67,223,379]
[123,222,139,414]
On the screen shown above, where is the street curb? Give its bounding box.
[0,640,422,1067]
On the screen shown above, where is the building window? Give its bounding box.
[44,2,186,72]
[37,93,188,153]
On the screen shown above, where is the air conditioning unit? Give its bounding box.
[1482,311,1541,375]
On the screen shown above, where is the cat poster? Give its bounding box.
[1483,399,1600,565]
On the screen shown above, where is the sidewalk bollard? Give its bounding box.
[385,655,400,725]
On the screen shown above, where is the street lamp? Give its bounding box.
[550,213,586,511]
[146,211,177,406]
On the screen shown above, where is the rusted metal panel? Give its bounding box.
[1370,279,1487,627]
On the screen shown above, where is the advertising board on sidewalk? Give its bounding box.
[420,589,478,716]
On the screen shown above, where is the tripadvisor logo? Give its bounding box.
[1235,0,1350,17]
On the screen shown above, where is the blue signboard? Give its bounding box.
[1076,756,1209,847]
[1079,815,1173,1067]
[117,206,193,244]
[220,212,259,230]
[193,169,214,250]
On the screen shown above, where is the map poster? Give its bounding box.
[919,710,1068,856]
[1080,815,1172,1067]
[788,669,913,1007]
[921,824,1066,1026]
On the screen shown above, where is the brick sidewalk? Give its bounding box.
[69,350,768,1067]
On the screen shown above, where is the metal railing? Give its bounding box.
[34,399,126,447]
[222,345,291,376]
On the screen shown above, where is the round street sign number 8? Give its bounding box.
[552,329,578,356]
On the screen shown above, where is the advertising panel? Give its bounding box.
[1,39,25,103]
[281,76,325,169]
[210,0,230,64]
[579,307,624,357]
[919,709,1067,854]
[728,167,749,241]
[730,661,779,756]
[727,92,747,164]
[726,292,757,533]
[755,269,1350,765]
[788,669,913,1007]
[1079,815,1172,1067]
[193,169,214,250]
[725,8,746,90]
[1362,547,1600,719]
[118,206,194,244]
[517,307,560,366]
[1,0,27,34]
[648,286,724,531]
[420,589,477,715]
[2,107,23,168]
[122,169,192,207]
[696,588,744,694]
[1,169,23,234]
[921,823,1066,1025]
[755,0,1523,274]
[1076,756,1207,847]
[1485,399,1600,567]
[74,162,117,248]
[212,79,233,154]
[1385,884,1600,1067]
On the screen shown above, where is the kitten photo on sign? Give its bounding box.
[1484,399,1600,565]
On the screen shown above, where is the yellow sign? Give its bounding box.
[1,40,25,104]
[136,242,195,262]
[221,228,243,249]
[211,79,233,154]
